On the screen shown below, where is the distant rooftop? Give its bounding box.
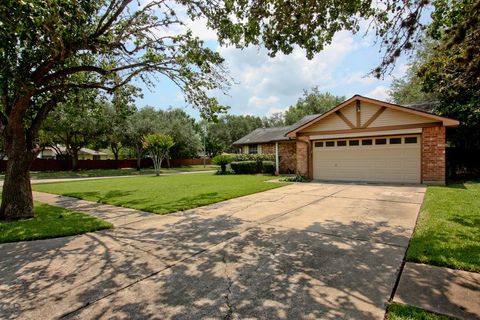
[403,101,440,114]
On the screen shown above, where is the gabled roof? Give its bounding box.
[286,95,459,137]
[232,114,320,145]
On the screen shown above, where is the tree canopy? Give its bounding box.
[284,88,345,125]
[389,0,480,150]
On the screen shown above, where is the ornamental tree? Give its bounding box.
[143,133,174,176]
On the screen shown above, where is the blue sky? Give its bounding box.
[133,18,409,119]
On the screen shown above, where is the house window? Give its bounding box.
[314,141,323,148]
[390,137,402,144]
[249,144,258,154]
[93,155,101,160]
[362,139,373,145]
[325,141,335,147]
[375,138,387,145]
[337,140,347,146]
[349,140,359,146]
[405,137,418,144]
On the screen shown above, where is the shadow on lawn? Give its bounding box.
[0,209,474,320]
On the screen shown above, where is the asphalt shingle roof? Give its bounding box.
[233,100,441,146]
[232,114,320,145]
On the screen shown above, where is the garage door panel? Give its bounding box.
[313,135,421,183]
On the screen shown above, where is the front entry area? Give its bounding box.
[312,135,421,183]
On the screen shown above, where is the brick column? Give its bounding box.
[422,126,446,185]
[296,136,309,177]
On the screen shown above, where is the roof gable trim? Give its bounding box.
[286,95,459,137]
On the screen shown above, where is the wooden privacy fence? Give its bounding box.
[0,158,211,172]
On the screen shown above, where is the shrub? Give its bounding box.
[212,154,233,174]
[261,161,275,174]
[281,174,308,182]
[230,161,257,174]
[230,153,274,162]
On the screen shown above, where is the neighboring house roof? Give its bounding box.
[232,114,321,145]
[232,126,291,145]
[43,146,109,156]
[403,101,440,114]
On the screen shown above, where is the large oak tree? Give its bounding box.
[0,0,432,220]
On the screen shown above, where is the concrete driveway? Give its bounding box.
[0,182,425,319]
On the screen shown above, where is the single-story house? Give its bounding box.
[38,146,110,160]
[233,95,459,184]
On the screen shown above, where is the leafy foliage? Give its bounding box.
[200,115,263,156]
[41,88,110,169]
[389,0,480,149]
[230,161,258,174]
[284,88,345,125]
[157,108,202,159]
[261,161,275,174]
[281,174,308,182]
[143,133,174,176]
[212,154,233,174]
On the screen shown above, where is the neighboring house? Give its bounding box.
[38,146,110,160]
[233,95,459,184]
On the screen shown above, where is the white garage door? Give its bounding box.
[312,135,421,183]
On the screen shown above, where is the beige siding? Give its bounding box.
[360,102,382,127]
[303,113,350,132]
[342,103,357,125]
[370,107,437,127]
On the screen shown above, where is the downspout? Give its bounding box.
[275,142,279,175]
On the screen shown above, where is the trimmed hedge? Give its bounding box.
[261,161,275,174]
[230,154,274,162]
[230,161,257,174]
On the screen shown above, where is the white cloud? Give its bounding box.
[365,85,390,101]
[216,30,363,115]
[186,18,218,41]
[266,106,288,116]
[343,72,377,85]
[248,95,279,108]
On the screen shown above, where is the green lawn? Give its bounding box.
[0,202,112,243]
[387,303,453,320]
[406,180,480,272]
[1,165,219,180]
[33,173,286,214]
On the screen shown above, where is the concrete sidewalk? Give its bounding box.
[33,191,156,227]
[394,262,480,320]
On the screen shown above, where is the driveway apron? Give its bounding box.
[0,182,425,320]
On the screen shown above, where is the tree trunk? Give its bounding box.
[0,149,35,220]
[111,143,119,161]
[72,150,79,171]
[135,145,142,171]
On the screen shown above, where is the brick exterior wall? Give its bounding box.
[296,136,309,177]
[278,142,296,173]
[260,142,296,173]
[422,126,446,184]
[260,143,274,154]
